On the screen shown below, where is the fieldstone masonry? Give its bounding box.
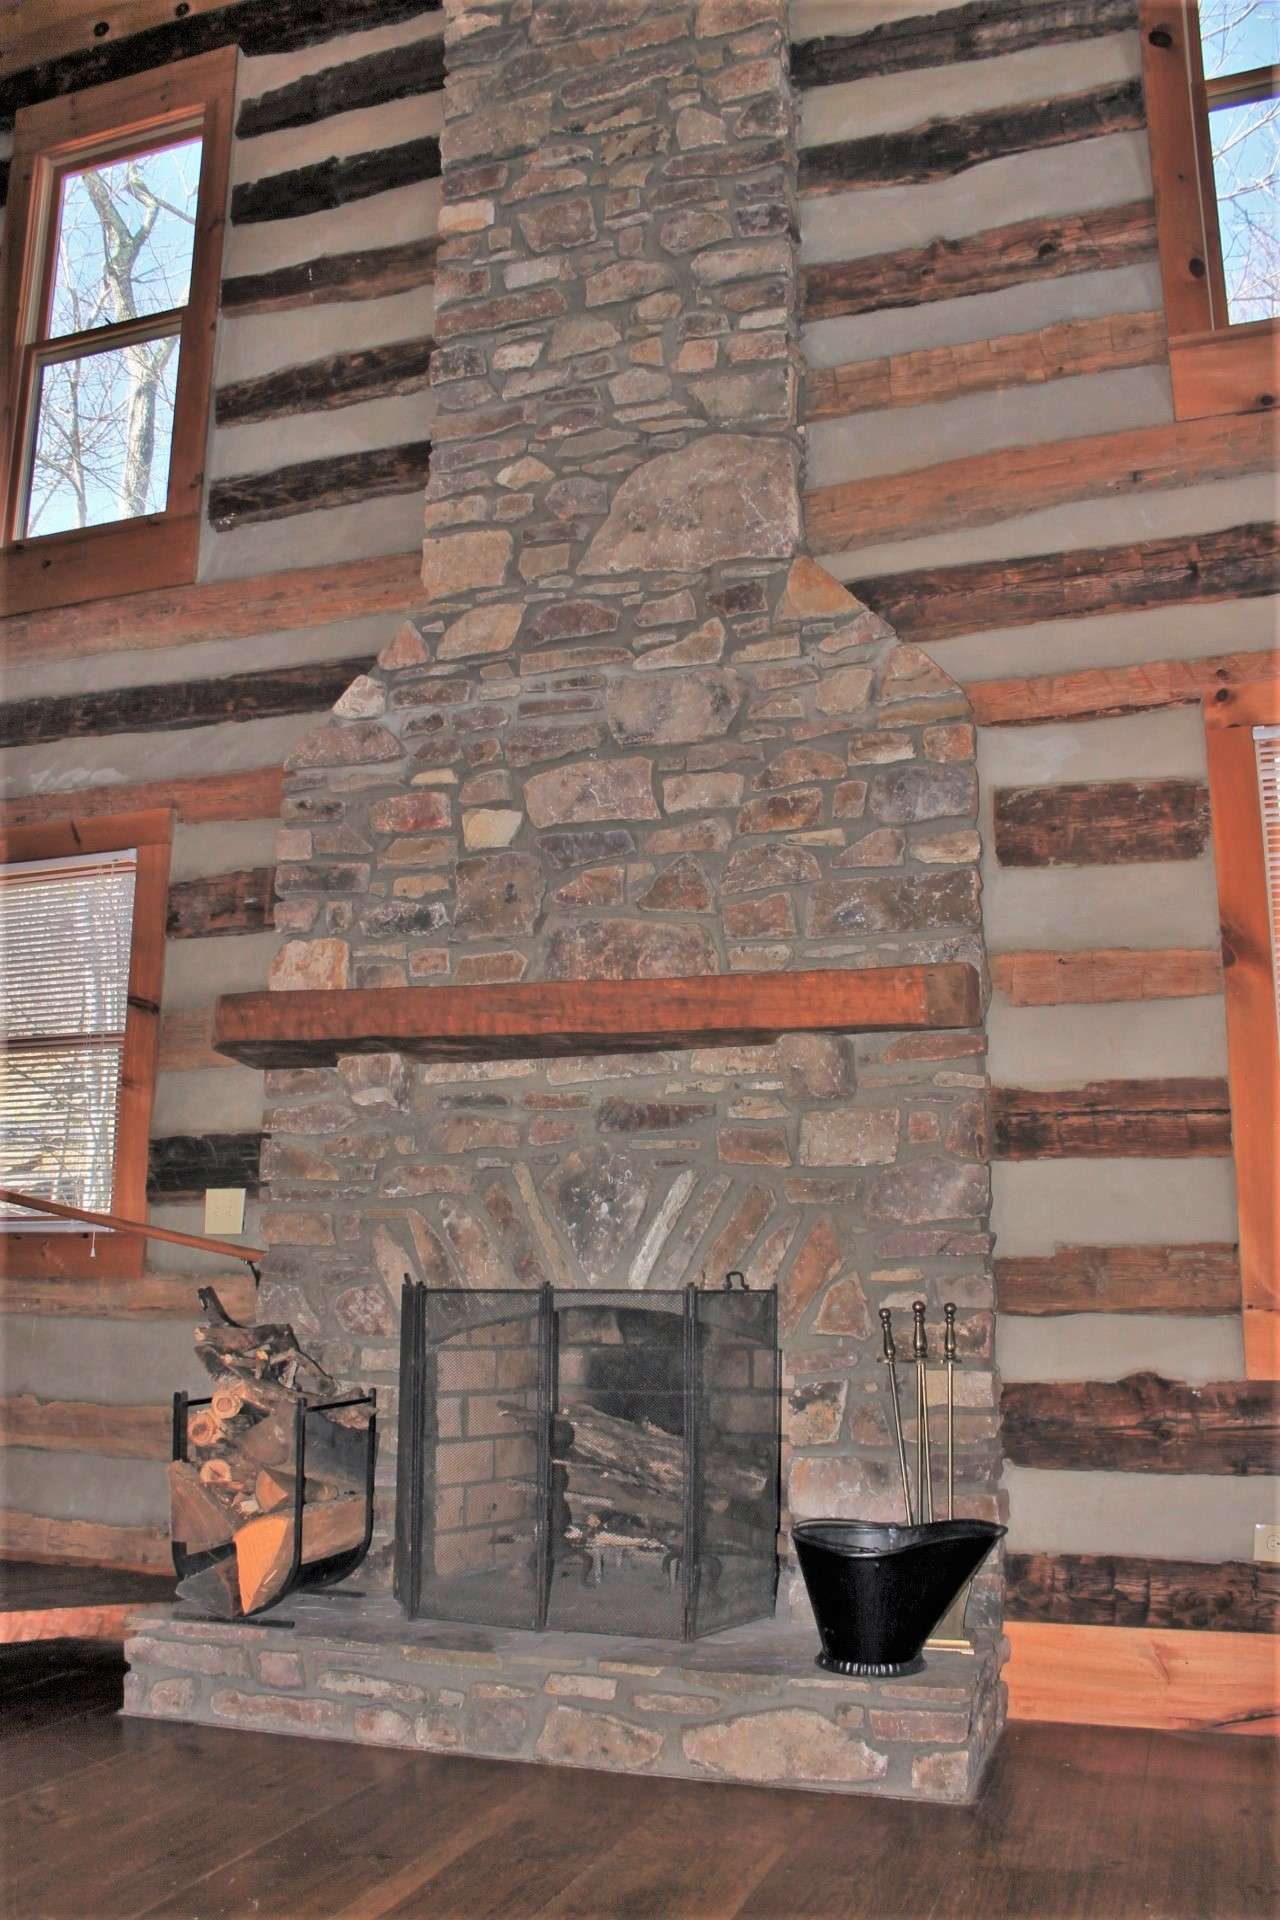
[127,0,1007,1801]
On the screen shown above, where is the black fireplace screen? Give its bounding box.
[395,1281,779,1640]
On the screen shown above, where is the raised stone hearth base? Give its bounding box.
[124,1597,1005,1804]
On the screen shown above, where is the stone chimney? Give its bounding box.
[260,0,1000,1618]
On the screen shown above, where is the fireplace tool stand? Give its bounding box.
[881,1301,974,1654]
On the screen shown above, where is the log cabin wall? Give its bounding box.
[794,0,1278,1688]
[0,0,445,1573]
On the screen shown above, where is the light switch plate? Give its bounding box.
[1253,1522,1280,1565]
[204,1188,246,1236]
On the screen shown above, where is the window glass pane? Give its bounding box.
[1256,725,1280,1044]
[0,854,136,1043]
[1209,98,1280,321]
[0,1041,123,1220]
[48,136,202,340]
[24,333,180,536]
[1198,1,1279,79]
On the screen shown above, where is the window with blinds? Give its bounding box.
[1257,725,1280,1041]
[0,847,137,1223]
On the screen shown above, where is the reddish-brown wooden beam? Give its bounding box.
[0,1509,170,1574]
[992,1078,1233,1159]
[0,1395,169,1460]
[214,963,983,1069]
[0,1269,254,1319]
[995,1242,1241,1315]
[0,550,422,669]
[805,412,1277,552]
[991,948,1222,1006]
[1005,1552,1278,1633]
[993,780,1211,867]
[0,766,284,830]
[854,522,1279,641]
[1001,1372,1278,1473]
[966,649,1280,727]
[804,310,1166,422]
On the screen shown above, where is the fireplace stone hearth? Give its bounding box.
[125,0,1006,1801]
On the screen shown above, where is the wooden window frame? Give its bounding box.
[0,808,172,1280]
[0,46,235,617]
[1139,1,1279,419]
[1204,681,1280,1380]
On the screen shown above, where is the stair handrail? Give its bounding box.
[0,1186,266,1264]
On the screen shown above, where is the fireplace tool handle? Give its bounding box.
[878,1308,913,1525]
[944,1302,958,1521]
[913,1300,933,1524]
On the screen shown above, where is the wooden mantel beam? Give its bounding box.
[213,964,982,1068]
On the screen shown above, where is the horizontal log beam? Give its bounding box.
[215,339,433,427]
[856,521,1280,642]
[213,962,984,1069]
[0,551,423,669]
[995,1242,1241,1315]
[804,310,1165,422]
[967,649,1280,727]
[1001,1372,1278,1473]
[991,948,1222,1005]
[208,442,432,532]
[993,1077,1232,1159]
[147,1132,263,1199]
[231,137,441,225]
[220,239,439,316]
[800,80,1142,196]
[805,412,1276,553]
[0,658,366,749]
[166,869,276,941]
[0,1269,253,1319]
[0,1395,169,1460]
[159,1006,237,1074]
[1004,1621,1279,1733]
[994,780,1211,867]
[237,35,443,139]
[791,0,1134,90]
[0,1603,161,1644]
[1006,1552,1278,1633]
[0,1509,171,1574]
[2,1,437,103]
[0,767,284,831]
[801,201,1156,323]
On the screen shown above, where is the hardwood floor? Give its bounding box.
[0,1641,1274,1920]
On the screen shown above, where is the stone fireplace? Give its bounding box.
[126,0,1005,1802]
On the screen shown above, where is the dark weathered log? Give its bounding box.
[166,869,276,940]
[801,201,1156,322]
[237,36,445,138]
[0,657,367,748]
[800,81,1142,195]
[147,1132,263,1200]
[208,442,433,531]
[556,1404,768,1502]
[992,1079,1232,1159]
[993,780,1212,867]
[1001,1373,1279,1474]
[1006,1551,1280,1632]
[854,522,1280,641]
[174,1551,241,1618]
[215,340,433,426]
[3,2,439,126]
[231,138,441,225]
[221,240,439,316]
[792,0,1135,89]
[996,1242,1241,1315]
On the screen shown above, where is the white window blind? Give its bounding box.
[1256,725,1280,1044]
[0,848,137,1223]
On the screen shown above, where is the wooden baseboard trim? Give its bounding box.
[1004,1621,1279,1734]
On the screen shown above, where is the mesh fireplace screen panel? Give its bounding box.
[395,1282,779,1640]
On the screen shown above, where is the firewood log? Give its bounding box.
[174,1551,241,1618]
[234,1494,365,1614]
[168,1461,237,1553]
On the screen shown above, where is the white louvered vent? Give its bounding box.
[1256,725,1280,1042]
[0,848,137,1222]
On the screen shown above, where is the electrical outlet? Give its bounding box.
[1253,1522,1280,1565]
[204,1188,246,1236]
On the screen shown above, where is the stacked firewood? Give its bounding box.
[170,1289,368,1618]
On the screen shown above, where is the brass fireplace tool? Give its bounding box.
[879,1299,975,1654]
